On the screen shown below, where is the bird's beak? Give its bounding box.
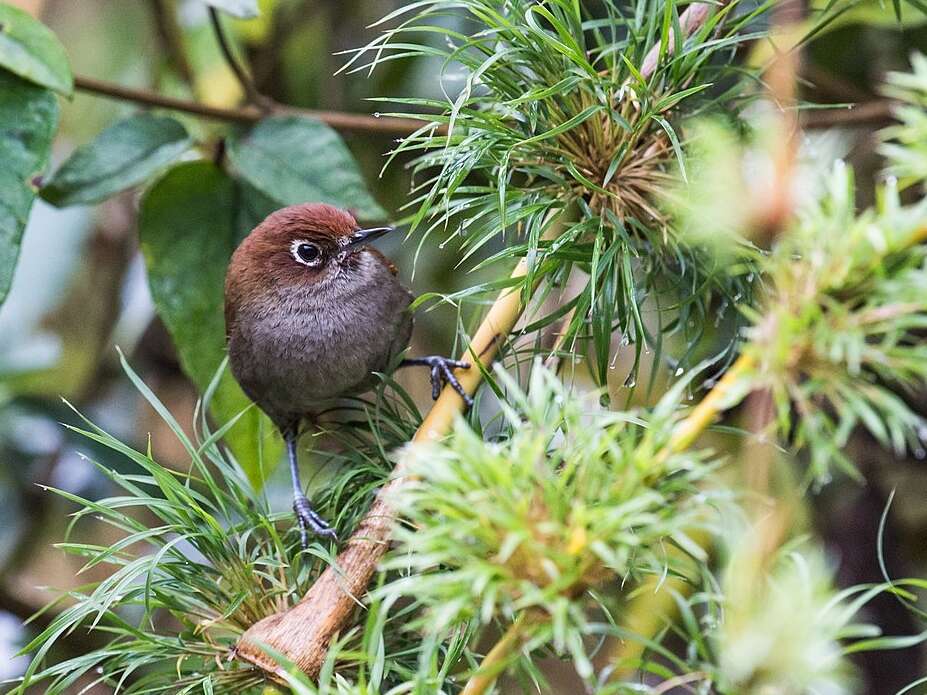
[345,226,394,250]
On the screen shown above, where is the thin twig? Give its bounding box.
[799,100,897,129]
[652,671,709,694]
[207,7,269,109]
[72,75,435,135]
[148,0,195,86]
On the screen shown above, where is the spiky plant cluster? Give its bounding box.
[12,358,427,694]
[670,53,927,483]
[378,363,721,674]
[670,530,919,695]
[741,163,927,482]
[881,52,927,188]
[344,0,771,384]
[714,532,857,694]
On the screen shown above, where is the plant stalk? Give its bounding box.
[72,75,433,135]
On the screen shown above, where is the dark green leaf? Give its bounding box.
[0,70,57,307]
[139,161,281,486]
[0,3,72,94]
[227,115,386,220]
[202,0,260,19]
[41,114,191,207]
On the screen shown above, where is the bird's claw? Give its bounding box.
[293,494,337,548]
[418,356,473,407]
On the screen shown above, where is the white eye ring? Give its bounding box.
[291,239,323,266]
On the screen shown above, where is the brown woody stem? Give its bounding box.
[72,75,434,135]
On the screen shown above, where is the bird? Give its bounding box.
[224,203,470,545]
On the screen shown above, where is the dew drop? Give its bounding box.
[914,446,926,460]
[674,367,684,377]
[373,112,381,118]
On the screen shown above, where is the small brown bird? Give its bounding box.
[225,203,469,544]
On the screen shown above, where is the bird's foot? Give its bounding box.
[401,356,473,407]
[293,494,337,548]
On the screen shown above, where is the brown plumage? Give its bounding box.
[224,203,469,544]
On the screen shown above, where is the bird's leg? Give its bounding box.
[283,425,337,547]
[399,356,473,407]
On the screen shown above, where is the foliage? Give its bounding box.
[4,2,927,694]
[343,0,773,387]
[381,363,717,657]
[138,161,281,487]
[40,113,192,207]
[0,69,57,305]
[13,355,302,694]
[742,163,927,482]
[226,116,386,220]
[0,2,71,94]
[11,355,448,694]
[881,52,927,187]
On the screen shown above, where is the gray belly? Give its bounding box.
[229,277,413,426]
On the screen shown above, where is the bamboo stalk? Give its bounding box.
[233,225,559,678]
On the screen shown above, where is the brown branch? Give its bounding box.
[799,100,897,129]
[460,613,539,695]
[72,75,436,136]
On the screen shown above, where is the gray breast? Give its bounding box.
[228,252,413,426]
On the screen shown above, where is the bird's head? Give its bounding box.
[226,203,394,298]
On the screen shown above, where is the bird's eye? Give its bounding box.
[292,241,322,266]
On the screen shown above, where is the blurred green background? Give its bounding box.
[1,1,927,692]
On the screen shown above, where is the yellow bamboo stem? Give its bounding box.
[461,613,537,695]
[665,352,757,454]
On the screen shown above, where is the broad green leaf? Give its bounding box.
[202,0,260,19]
[0,70,57,307]
[139,161,281,487]
[227,115,387,220]
[41,114,191,207]
[0,3,72,95]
